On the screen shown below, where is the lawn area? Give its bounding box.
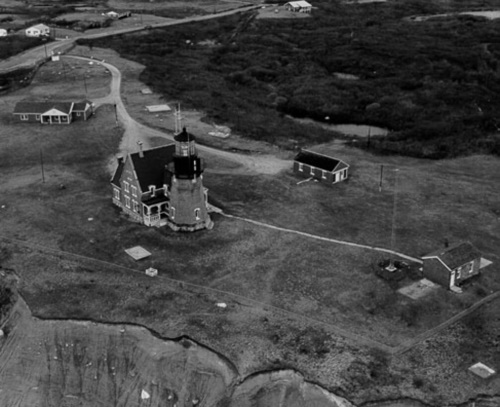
[1,65,499,350]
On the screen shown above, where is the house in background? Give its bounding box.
[422,241,482,292]
[285,1,312,13]
[111,128,213,232]
[13,100,94,124]
[0,28,7,37]
[293,150,349,184]
[103,11,119,19]
[25,23,50,37]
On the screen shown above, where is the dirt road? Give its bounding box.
[0,5,261,74]
[64,55,291,176]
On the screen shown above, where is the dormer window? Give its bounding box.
[149,185,155,196]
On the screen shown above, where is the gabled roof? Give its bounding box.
[422,241,481,270]
[73,100,91,111]
[285,1,312,7]
[27,24,49,31]
[111,157,124,187]
[130,144,176,192]
[43,105,73,116]
[13,101,74,115]
[294,150,348,172]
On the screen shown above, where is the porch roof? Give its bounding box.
[143,195,168,205]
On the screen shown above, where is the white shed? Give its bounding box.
[285,1,312,13]
[0,28,7,37]
[25,24,50,37]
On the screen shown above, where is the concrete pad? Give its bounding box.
[125,246,151,261]
[469,362,496,379]
[146,104,171,113]
[398,278,437,300]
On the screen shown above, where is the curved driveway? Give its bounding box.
[64,55,291,175]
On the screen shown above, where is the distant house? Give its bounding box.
[13,100,94,124]
[25,24,50,37]
[0,28,7,37]
[117,11,132,19]
[293,150,349,184]
[285,1,312,13]
[422,241,481,291]
[104,11,119,19]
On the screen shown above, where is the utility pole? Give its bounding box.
[379,164,384,192]
[40,149,45,183]
[387,168,399,271]
[83,75,88,95]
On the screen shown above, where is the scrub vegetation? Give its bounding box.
[80,0,500,158]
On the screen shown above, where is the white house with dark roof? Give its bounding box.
[422,241,481,291]
[285,1,312,13]
[13,100,93,124]
[111,128,213,232]
[25,24,50,37]
[293,150,349,184]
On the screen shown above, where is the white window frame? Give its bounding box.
[35,114,40,121]
[298,163,303,172]
[123,181,129,193]
[125,196,130,208]
[170,206,176,219]
[194,208,200,220]
[20,114,28,121]
[131,185,137,197]
[132,200,139,212]
[321,170,327,180]
[113,188,120,200]
[310,166,314,175]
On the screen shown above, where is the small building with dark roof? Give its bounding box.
[111,129,212,232]
[13,100,93,124]
[72,100,93,121]
[293,150,349,184]
[422,241,481,291]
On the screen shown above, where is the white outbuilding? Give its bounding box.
[0,28,7,37]
[285,1,312,13]
[25,24,50,37]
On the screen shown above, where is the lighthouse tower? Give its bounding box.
[166,127,213,232]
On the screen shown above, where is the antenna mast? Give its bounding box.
[174,103,182,134]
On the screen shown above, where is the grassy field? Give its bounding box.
[1,49,500,405]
